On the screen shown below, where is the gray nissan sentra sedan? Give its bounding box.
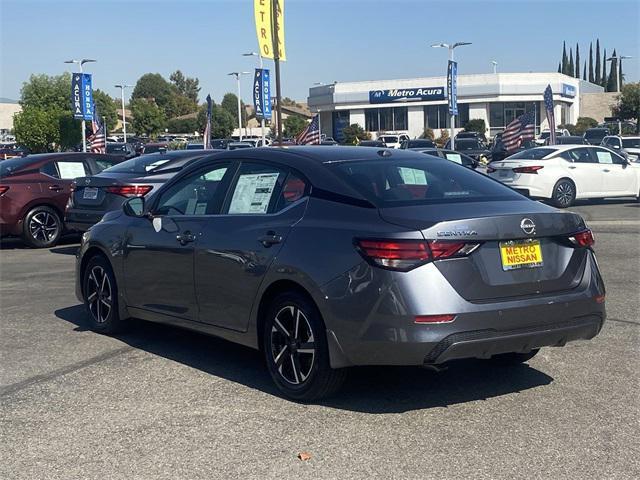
[75,146,605,400]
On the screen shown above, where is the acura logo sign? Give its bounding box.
[520,218,536,235]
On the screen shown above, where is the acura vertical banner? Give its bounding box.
[447,60,458,116]
[253,68,272,121]
[71,73,83,119]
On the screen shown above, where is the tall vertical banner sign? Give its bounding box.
[254,0,286,61]
[447,60,458,116]
[253,68,272,121]
[71,73,94,120]
[82,74,94,121]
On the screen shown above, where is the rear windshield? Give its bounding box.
[455,139,482,150]
[507,148,555,160]
[380,136,398,143]
[0,156,35,177]
[328,155,523,207]
[407,139,435,148]
[101,154,174,174]
[585,129,607,138]
[622,138,640,148]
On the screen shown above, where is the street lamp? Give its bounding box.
[491,60,498,74]
[606,54,632,134]
[243,52,266,146]
[114,84,132,143]
[431,42,471,150]
[313,82,325,143]
[64,59,96,152]
[228,71,251,141]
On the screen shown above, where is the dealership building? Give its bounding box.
[307,72,605,142]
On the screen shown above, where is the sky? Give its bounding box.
[1,0,639,105]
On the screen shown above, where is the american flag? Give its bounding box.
[544,84,556,145]
[88,105,106,154]
[203,94,212,149]
[502,111,535,153]
[295,114,320,145]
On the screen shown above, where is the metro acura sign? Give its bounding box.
[369,86,445,104]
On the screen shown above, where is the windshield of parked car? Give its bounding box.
[329,155,522,207]
[380,136,399,143]
[106,143,129,153]
[101,154,174,174]
[507,148,556,160]
[407,139,435,148]
[622,138,640,148]
[455,139,482,150]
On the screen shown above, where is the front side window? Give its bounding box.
[155,163,230,216]
[592,148,625,165]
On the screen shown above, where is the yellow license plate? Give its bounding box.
[500,239,543,271]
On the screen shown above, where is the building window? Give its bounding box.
[489,102,540,137]
[364,107,408,132]
[424,103,469,129]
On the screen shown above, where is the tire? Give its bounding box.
[82,255,125,334]
[263,291,347,401]
[22,206,62,248]
[490,349,539,366]
[551,179,576,208]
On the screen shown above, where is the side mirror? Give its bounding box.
[123,196,146,217]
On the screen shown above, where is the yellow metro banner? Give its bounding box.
[254,0,286,61]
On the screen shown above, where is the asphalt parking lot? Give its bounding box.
[1,200,638,480]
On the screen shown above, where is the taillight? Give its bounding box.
[512,165,544,174]
[355,239,480,271]
[0,186,9,196]
[414,314,456,324]
[105,185,153,197]
[568,229,595,248]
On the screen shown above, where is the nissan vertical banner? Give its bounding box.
[253,68,272,120]
[253,0,286,61]
[71,73,94,120]
[447,60,458,116]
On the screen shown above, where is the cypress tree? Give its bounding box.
[607,50,618,92]
[601,48,607,89]
[575,44,580,78]
[583,61,587,81]
[595,39,601,84]
[557,62,561,73]
[588,42,594,83]
[619,57,623,89]
[568,49,575,77]
[562,42,568,75]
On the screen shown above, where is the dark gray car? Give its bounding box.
[75,147,606,400]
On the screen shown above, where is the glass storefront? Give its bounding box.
[489,102,540,137]
[423,103,469,129]
[365,107,408,132]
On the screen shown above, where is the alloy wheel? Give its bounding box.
[270,305,316,385]
[28,211,59,243]
[86,266,112,323]
[556,182,574,207]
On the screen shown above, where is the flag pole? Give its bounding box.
[271,0,283,146]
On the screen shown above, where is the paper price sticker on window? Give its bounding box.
[229,173,280,214]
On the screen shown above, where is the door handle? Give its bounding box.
[258,231,282,248]
[49,185,63,192]
[603,169,610,173]
[568,166,576,169]
[176,231,196,245]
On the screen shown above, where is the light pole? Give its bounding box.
[243,52,266,146]
[114,84,132,143]
[64,59,96,152]
[313,82,324,143]
[606,54,632,135]
[491,60,498,74]
[228,71,250,141]
[431,42,471,150]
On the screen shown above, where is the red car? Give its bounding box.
[0,153,124,247]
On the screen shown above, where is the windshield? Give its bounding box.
[585,129,607,138]
[622,138,640,148]
[329,155,522,207]
[101,154,173,174]
[380,136,399,143]
[106,144,128,153]
[507,148,556,160]
[0,156,36,177]
[455,139,481,150]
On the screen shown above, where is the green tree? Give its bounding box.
[20,73,71,111]
[464,119,486,135]
[130,98,166,136]
[568,48,575,77]
[166,116,199,134]
[196,103,236,139]
[342,124,370,145]
[588,42,594,83]
[601,49,608,89]
[613,82,640,134]
[607,50,618,92]
[574,117,599,135]
[168,94,198,118]
[220,92,247,127]
[595,39,601,84]
[557,62,561,74]
[92,89,118,132]
[583,61,587,81]
[561,42,568,75]
[131,73,175,117]
[169,70,201,103]
[13,107,61,153]
[283,115,307,138]
[575,44,580,79]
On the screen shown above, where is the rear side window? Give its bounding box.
[329,155,523,207]
[559,148,595,163]
[592,148,625,165]
[40,161,59,178]
[508,148,555,160]
[55,161,87,179]
[227,162,288,215]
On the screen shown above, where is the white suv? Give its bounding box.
[378,133,410,149]
[602,136,640,162]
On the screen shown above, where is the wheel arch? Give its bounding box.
[78,245,112,298]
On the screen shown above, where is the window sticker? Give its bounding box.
[596,151,613,164]
[56,161,85,179]
[229,173,280,214]
[445,153,463,164]
[398,167,427,185]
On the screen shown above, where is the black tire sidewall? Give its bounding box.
[263,292,331,400]
[22,206,62,248]
[552,179,575,208]
[83,255,120,334]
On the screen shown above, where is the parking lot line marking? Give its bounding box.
[0,345,134,398]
